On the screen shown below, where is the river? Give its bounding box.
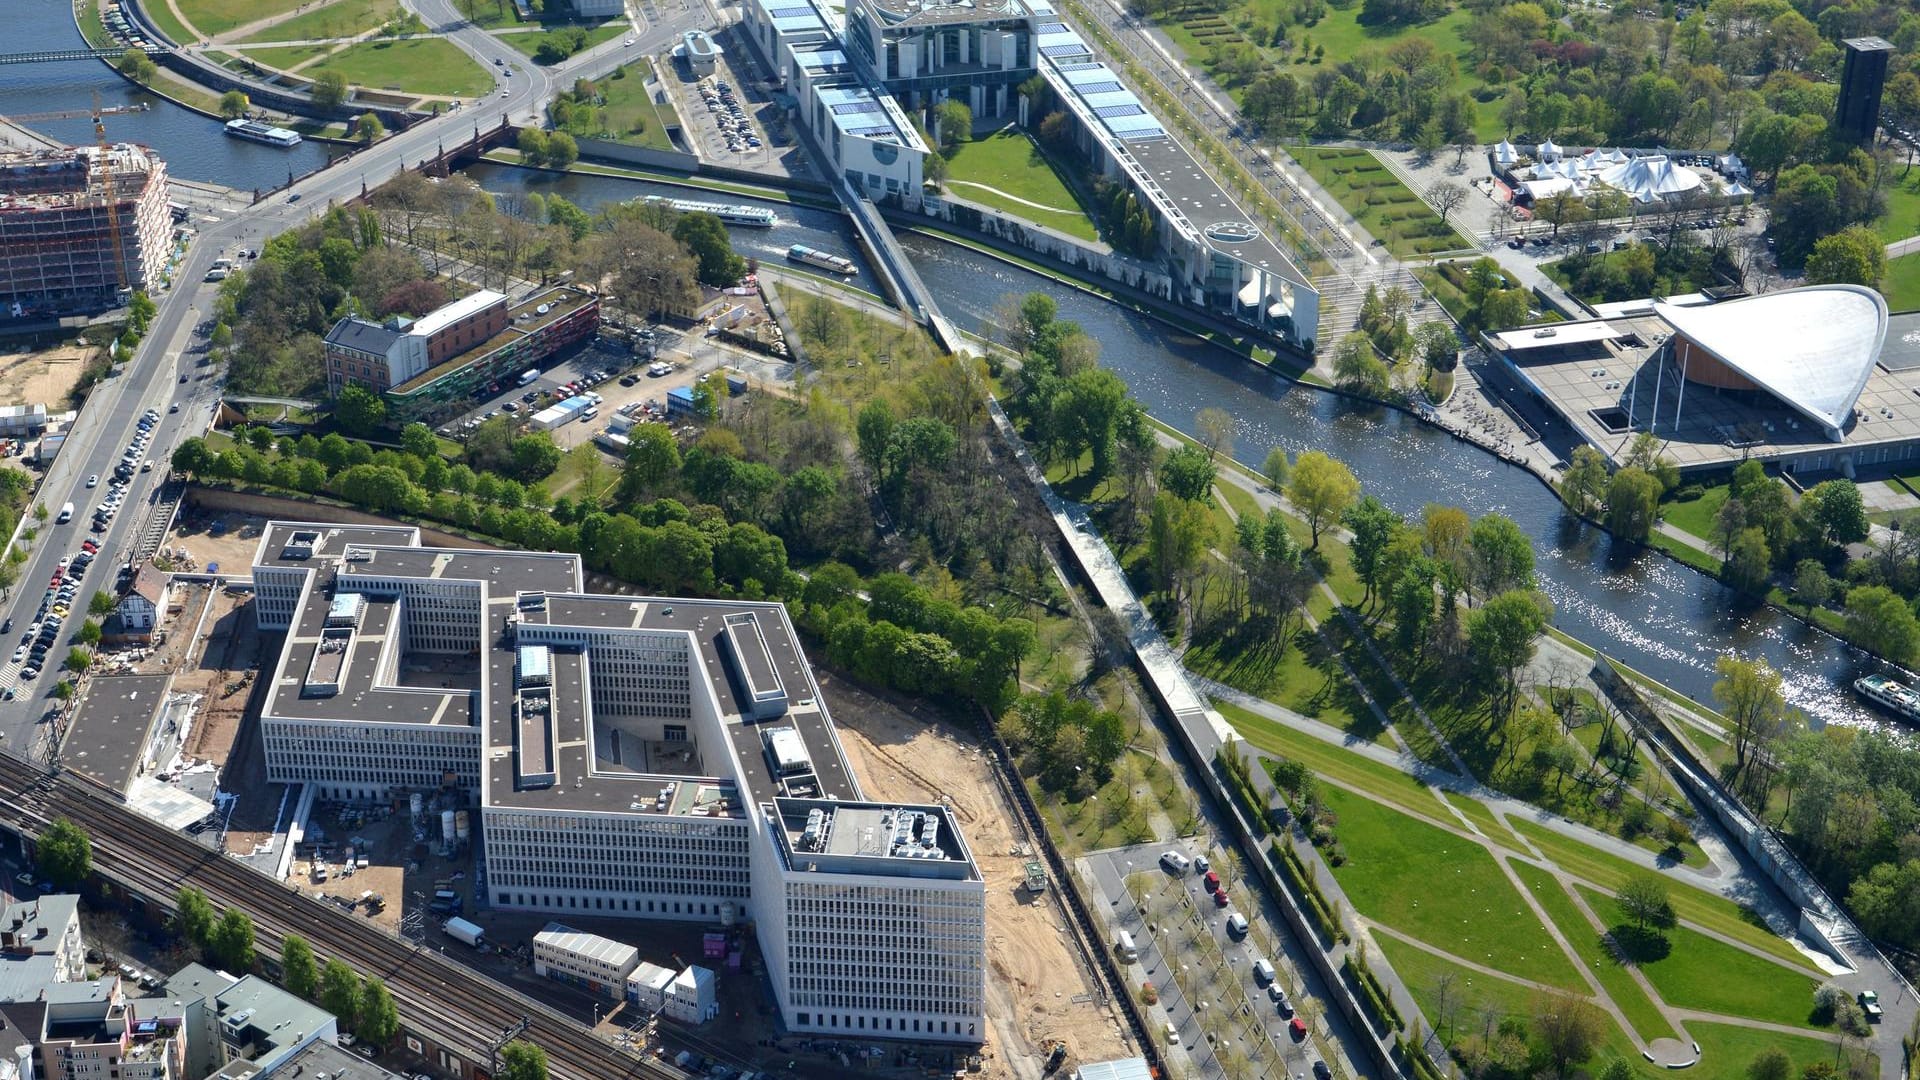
[0,0,339,192]
[464,160,1873,726]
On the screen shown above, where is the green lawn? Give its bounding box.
[1510,862,1671,1042]
[502,21,627,60]
[1873,168,1920,245]
[1661,483,1729,546]
[306,37,492,97]
[1507,819,1822,973]
[1884,252,1920,312]
[1689,1022,1862,1080]
[139,0,199,46]
[1576,885,1821,1029]
[1212,701,1446,823]
[238,43,337,70]
[1288,146,1468,258]
[1441,792,1520,848]
[550,57,677,151]
[943,129,1100,243]
[237,0,402,43]
[1321,787,1582,988]
[177,0,306,38]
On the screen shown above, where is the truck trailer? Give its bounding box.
[442,916,485,948]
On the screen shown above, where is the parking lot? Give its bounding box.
[1089,839,1345,1080]
[664,33,812,179]
[438,335,672,439]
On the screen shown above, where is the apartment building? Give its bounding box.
[0,144,172,311]
[250,522,987,1043]
[322,286,600,422]
[0,897,83,985]
[163,965,336,1080]
[0,979,185,1080]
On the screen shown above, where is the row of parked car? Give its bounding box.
[8,537,101,686]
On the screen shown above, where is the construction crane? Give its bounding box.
[1,102,147,124]
[90,91,130,299]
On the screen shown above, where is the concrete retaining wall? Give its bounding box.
[919,194,1174,301]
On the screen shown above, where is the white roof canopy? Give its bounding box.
[1656,285,1889,439]
[1593,155,1702,203]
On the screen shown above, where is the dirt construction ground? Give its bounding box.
[0,342,93,415]
[816,671,1133,1080]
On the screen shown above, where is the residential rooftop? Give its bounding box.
[388,286,598,397]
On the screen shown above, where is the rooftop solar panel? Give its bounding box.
[833,100,883,115]
[769,5,813,15]
[1073,79,1122,94]
[1041,43,1091,57]
[1055,61,1103,71]
[1094,103,1145,118]
[1035,21,1068,32]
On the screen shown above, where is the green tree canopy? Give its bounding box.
[173,887,215,946]
[209,909,256,972]
[280,934,318,1001]
[498,1040,551,1080]
[671,212,746,287]
[36,819,89,888]
[1288,450,1359,548]
[1159,444,1216,503]
[333,382,387,436]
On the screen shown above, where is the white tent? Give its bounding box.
[1716,152,1748,180]
[1492,140,1519,165]
[1518,176,1580,202]
[1536,138,1564,162]
[1723,181,1754,199]
[1592,155,1703,203]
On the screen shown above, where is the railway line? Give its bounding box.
[0,747,677,1080]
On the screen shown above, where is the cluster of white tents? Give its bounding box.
[1491,139,1754,205]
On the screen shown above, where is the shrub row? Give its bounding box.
[1344,952,1405,1032]
[1216,747,1271,838]
[1399,1034,1447,1080]
[1273,839,1346,944]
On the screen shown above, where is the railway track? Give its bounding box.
[0,749,676,1080]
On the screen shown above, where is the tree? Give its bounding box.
[356,112,385,144]
[173,887,215,946]
[1605,467,1663,543]
[508,433,562,482]
[210,909,256,971]
[932,99,973,150]
[1799,480,1868,548]
[1844,585,1920,662]
[1195,407,1234,463]
[619,424,681,503]
[218,90,251,119]
[37,820,89,888]
[1748,1048,1793,1080]
[320,960,360,1027]
[1344,496,1402,606]
[1146,492,1211,603]
[498,1040,550,1080]
[1615,871,1672,932]
[1533,989,1605,1079]
[672,212,747,287]
[1414,321,1457,371]
[118,48,156,82]
[544,131,578,168]
[1713,654,1788,789]
[1791,558,1832,613]
[1331,331,1391,397]
[357,977,400,1045]
[1288,451,1358,548]
[1261,447,1291,492]
[1427,180,1469,223]
[1725,526,1771,594]
[280,934,318,1001]
[334,382,387,436]
[310,70,350,109]
[1560,446,1609,517]
[1468,590,1550,719]
[1467,513,1533,603]
[1159,444,1216,503]
[1804,226,1885,287]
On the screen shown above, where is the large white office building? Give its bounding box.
[249,523,986,1043]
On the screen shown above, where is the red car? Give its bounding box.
[1212,888,1229,908]
[1202,870,1221,892]
[1289,1017,1308,1040]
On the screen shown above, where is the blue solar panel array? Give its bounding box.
[1041,43,1089,57]
[1076,80,1122,95]
[1035,21,1068,32]
[769,6,812,16]
[833,100,883,115]
[1056,61,1103,71]
[1094,103,1144,118]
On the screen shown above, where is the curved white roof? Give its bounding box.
[1656,285,1889,439]
[1593,155,1702,203]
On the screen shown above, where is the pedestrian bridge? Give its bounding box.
[0,48,141,65]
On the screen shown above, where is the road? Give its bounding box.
[0,1,714,745]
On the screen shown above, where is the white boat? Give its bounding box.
[642,194,776,227]
[1854,674,1920,725]
[224,118,303,147]
[786,244,855,275]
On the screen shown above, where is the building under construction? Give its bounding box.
[0,143,172,312]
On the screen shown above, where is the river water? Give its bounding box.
[463,160,1871,725]
[0,27,1872,724]
[0,0,339,192]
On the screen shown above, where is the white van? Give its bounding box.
[1115,930,1138,962]
[1252,958,1276,985]
[1160,851,1190,874]
[55,502,73,524]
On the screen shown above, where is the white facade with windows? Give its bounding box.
[249,522,985,1044]
[532,924,640,996]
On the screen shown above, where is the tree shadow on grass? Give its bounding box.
[1603,925,1671,965]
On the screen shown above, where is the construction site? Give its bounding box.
[0,140,172,312]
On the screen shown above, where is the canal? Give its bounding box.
[0,0,339,192]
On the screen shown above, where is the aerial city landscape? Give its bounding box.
[0,0,1916,1077]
